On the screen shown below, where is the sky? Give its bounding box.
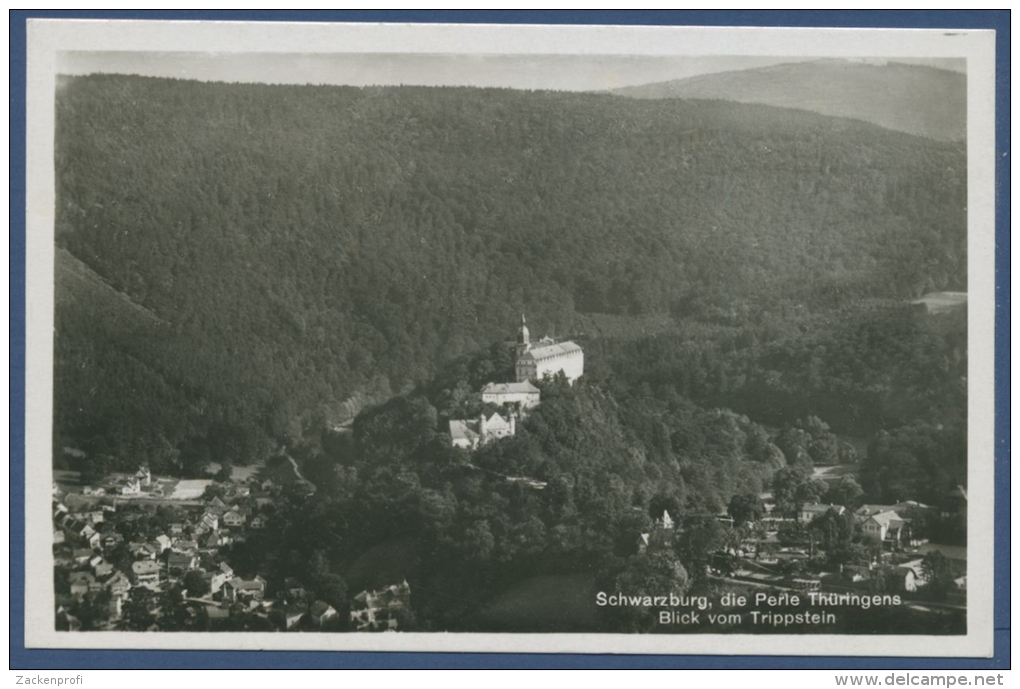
[57,52,965,92]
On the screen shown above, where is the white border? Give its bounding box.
[24,19,997,657]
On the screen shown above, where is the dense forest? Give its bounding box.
[53,74,966,476]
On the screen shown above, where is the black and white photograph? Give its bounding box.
[22,19,997,657]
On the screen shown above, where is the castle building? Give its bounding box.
[480,381,541,413]
[513,315,584,384]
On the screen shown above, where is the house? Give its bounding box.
[513,315,584,384]
[309,600,338,627]
[83,510,105,524]
[119,477,142,496]
[91,556,114,578]
[168,552,198,575]
[173,540,199,554]
[222,509,246,528]
[132,559,160,587]
[222,575,267,603]
[128,541,157,560]
[449,419,481,450]
[135,465,152,487]
[155,534,173,553]
[449,411,516,450]
[480,381,541,413]
[658,510,675,531]
[283,605,306,630]
[69,571,99,599]
[250,516,266,530]
[860,511,908,544]
[799,503,845,524]
[72,548,94,565]
[102,532,124,550]
[108,594,124,620]
[63,519,99,547]
[169,523,185,536]
[53,529,66,545]
[349,581,411,631]
[102,571,131,597]
[895,559,928,592]
[206,562,234,594]
[198,512,219,532]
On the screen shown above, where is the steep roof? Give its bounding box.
[449,419,479,443]
[867,511,905,529]
[520,341,582,361]
[481,381,541,395]
[484,411,510,425]
[856,504,898,517]
[310,600,335,617]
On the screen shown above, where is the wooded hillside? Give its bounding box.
[54,74,966,469]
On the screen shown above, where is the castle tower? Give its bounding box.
[515,313,531,359]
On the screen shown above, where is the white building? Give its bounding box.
[449,411,516,450]
[481,381,541,413]
[513,315,583,384]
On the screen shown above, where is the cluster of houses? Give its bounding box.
[349,581,412,631]
[55,467,286,630]
[798,500,930,545]
[632,489,966,599]
[54,465,413,632]
[449,315,583,450]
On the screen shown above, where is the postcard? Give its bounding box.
[22,18,997,657]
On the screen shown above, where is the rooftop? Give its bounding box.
[520,341,582,361]
[481,381,540,395]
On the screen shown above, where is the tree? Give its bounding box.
[121,587,156,631]
[826,475,864,510]
[183,570,210,598]
[71,590,112,631]
[920,551,956,600]
[808,509,856,564]
[673,516,724,587]
[727,492,765,526]
[772,466,826,519]
[603,550,691,632]
[216,460,234,483]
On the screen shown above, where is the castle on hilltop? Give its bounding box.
[513,314,584,384]
[447,316,583,450]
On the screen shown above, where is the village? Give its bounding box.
[53,466,410,632]
[637,490,967,610]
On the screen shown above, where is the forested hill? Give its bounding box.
[613,60,966,142]
[54,74,966,469]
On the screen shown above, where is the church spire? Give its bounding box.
[517,313,530,347]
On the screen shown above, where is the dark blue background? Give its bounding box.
[9,10,1010,670]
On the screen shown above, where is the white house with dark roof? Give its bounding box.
[799,503,846,524]
[513,315,583,384]
[481,381,541,412]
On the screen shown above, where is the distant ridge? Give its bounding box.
[612,59,966,142]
